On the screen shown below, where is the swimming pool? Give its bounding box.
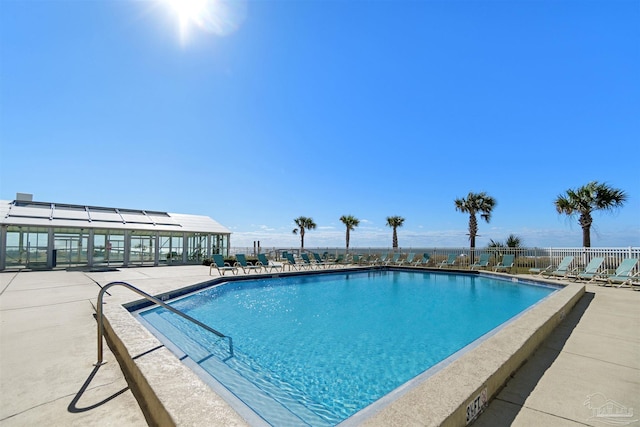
[136,269,558,426]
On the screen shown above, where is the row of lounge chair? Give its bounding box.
[438,253,515,272]
[209,253,281,276]
[209,252,514,275]
[349,252,431,267]
[529,255,639,286]
[209,253,639,288]
[209,252,352,275]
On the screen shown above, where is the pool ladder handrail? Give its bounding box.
[95,280,233,366]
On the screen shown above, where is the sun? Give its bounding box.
[161,0,247,43]
[164,0,207,42]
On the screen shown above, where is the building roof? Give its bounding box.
[0,199,231,234]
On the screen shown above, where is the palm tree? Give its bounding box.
[488,239,505,248]
[505,234,522,248]
[292,216,316,249]
[554,181,627,247]
[455,191,497,261]
[386,216,405,249]
[489,234,522,262]
[487,238,505,262]
[489,234,522,248]
[339,215,360,252]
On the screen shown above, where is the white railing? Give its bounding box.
[229,246,640,274]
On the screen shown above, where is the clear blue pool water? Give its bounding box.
[138,270,557,426]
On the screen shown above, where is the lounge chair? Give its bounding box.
[365,253,382,265]
[493,254,515,272]
[369,254,386,265]
[571,257,605,281]
[301,253,319,269]
[312,252,331,268]
[529,256,574,278]
[438,254,457,268]
[234,254,263,274]
[257,253,283,273]
[470,253,491,270]
[397,253,416,266]
[285,253,306,271]
[361,254,377,265]
[360,255,370,265]
[595,258,639,286]
[387,253,401,265]
[209,254,238,276]
[376,253,390,265]
[333,254,346,265]
[413,253,431,267]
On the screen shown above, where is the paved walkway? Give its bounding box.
[475,281,640,427]
[0,266,638,426]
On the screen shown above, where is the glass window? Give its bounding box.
[159,233,183,264]
[212,234,229,256]
[53,228,89,267]
[187,233,206,263]
[93,229,125,266]
[129,231,156,265]
[4,226,48,268]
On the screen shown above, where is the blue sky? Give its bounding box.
[1,0,638,249]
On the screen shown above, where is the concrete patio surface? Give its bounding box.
[0,266,638,426]
[474,281,640,427]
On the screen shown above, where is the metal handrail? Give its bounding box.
[95,281,233,365]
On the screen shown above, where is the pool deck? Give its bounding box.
[0,265,638,426]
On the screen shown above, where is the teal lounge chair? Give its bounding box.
[531,256,575,278]
[313,252,331,268]
[376,253,390,265]
[209,254,238,276]
[301,253,319,269]
[493,254,515,272]
[438,254,457,268]
[285,253,306,271]
[470,253,491,270]
[572,257,605,281]
[354,254,370,265]
[386,253,401,265]
[257,253,283,273]
[361,254,377,265]
[234,254,262,274]
[413,253,430,267]
[366,253,383,265]
[596,258,639,286]
[334,254,346,265]
[397,253,416,266]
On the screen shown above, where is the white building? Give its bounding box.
[0,193,231,270]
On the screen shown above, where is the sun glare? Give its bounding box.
[161,0,246,43]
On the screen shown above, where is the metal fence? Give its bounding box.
[229,246,640,275]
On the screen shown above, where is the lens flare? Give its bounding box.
[163,0,246,42]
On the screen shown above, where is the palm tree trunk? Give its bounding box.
[346,229,350,251]
[579,213,592,247]
[392,228,398,249]
[582,226,591,248]
[469,214,477,251]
